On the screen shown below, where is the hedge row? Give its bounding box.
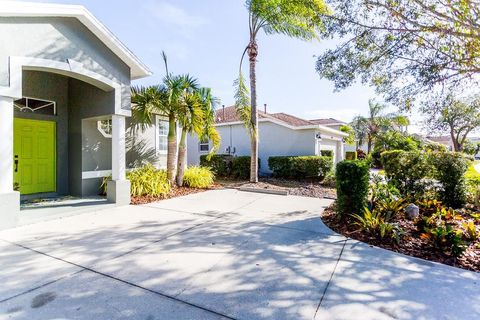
[336,160,370,217]
[200,154,260,179]
[268,156,333,179]
[381,150,469,207]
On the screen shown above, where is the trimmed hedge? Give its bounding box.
[336,160,370,217]
[320,150,334,157]
[429,152,469,208]
[268,156,333,179]
[381,150,432,198]
[345,151,357,160]
[231,156,260,180]
[200,154,232,177]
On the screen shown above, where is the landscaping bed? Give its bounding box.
[131,185,221,205]
[219,178,336,199]
[322,204,480,272]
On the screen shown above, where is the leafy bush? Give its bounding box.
[381,150,432,199]
[322,169,336,188]
[429,152,469,208]
[183,166,214,189]
[352,208,404,242]
[336,160,370,216]
[465,161,480,206]
[320,150,334,157]
[423,142,448,153]
[268,156,333,179]
[128,164,171,197]
[376,198,406,222]
[345,151,357,160]
[200,154,232,177]
[356,149,367,160]
[231,156,260,180]
[372,132,421,167]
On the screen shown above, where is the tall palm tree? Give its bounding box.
[351,100,409,153]
[234,0,329,183]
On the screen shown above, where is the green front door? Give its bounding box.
[14,118,56,195]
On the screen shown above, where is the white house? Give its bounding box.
[187,106,348,174]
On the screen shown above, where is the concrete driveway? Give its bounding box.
[0,189,478,320]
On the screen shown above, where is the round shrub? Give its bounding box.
[183,166,215,189]
[429,152,469,208]
[199,154,232,177]
[336,160,370,217]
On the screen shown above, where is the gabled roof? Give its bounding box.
[215,106,348,136]
[0,1,152,80]
[310,118,347,126]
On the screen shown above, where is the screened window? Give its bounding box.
[199,139,210,153]
[157,118,169,154]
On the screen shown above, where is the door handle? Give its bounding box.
[14,155,18,173]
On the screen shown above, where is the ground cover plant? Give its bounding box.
[324,151,479,272]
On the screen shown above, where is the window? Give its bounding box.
[157,117,169,154]
[14,97,56,115]
[97,119,112,138]
[199,139,210,153]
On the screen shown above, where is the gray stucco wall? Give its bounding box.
[0,17,130,91]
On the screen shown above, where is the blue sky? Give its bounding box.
[16,0,397,124]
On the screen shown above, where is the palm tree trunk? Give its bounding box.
[176,127,187,187]
[248,39,259,183]
[167,114,177,184]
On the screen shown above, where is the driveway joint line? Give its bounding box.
[1,240,237,320]
[314,238,347,318]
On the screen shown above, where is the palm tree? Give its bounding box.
[234,0,329,183]
[351,100,409,153]
[176,86,220,186]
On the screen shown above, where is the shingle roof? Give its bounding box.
[215,106,315,127]
[309,118,347,126]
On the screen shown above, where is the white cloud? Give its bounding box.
[143,1,209,36]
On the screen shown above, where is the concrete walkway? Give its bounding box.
[0,189,478,320]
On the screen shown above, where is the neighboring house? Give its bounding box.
[187,106,348,174]
[427,135,455,151]
[0,2,156,229]
[309,118,358,152]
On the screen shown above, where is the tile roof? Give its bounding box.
[215,106,316,127]
[309,118,347,126]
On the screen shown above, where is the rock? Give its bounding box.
[405,204,419,220]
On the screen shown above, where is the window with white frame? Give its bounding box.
[97,119,112,138]
[156,117,169,154]
[199,139,210,153]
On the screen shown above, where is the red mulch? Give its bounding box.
[322,204,480,272]
[130,184,222,205]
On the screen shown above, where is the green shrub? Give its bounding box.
[200,154,232,177]
[429,152,469,208]
[183,166,215,188]
[322,169,336,187]
[381,150,432,198]
[352,207,404,242]
[320,150,333,157]
[345,151,357,160]
[423,142,448,153]
[268,156,333,179]
[127,164,171,197]
[336,160,370,216]
[231,156,260,180]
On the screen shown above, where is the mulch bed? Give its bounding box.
[322,204,480,272]
[130,185,222,205]
[219,178,337,199]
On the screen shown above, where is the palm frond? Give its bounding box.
[233,72,253,136]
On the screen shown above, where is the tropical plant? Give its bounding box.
[421,225,466,257]
[352,207,403,242]
[350,100,409,153]
[462,221,479,241]
[234,0,329,182]
[183,166,215,189]
[376,198,406,222]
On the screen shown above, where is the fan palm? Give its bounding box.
[234,0,329,183]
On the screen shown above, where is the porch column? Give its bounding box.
[336,140,345,164]
[107,114,130,205]
[0,96,19,230]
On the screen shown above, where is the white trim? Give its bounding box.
[0,56,131,117]
[0,97,14,193]
[82,170,112,179]
[97,119,112,138]
[215,118,348,137]
[0,1,151,79]
[155,115,169,155]
[14,96,56,115]
[111,114,126,181]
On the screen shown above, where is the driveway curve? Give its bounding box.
[0,189,478,320]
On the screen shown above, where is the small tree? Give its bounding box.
[423,94,480,152]
[235,0,329,183]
